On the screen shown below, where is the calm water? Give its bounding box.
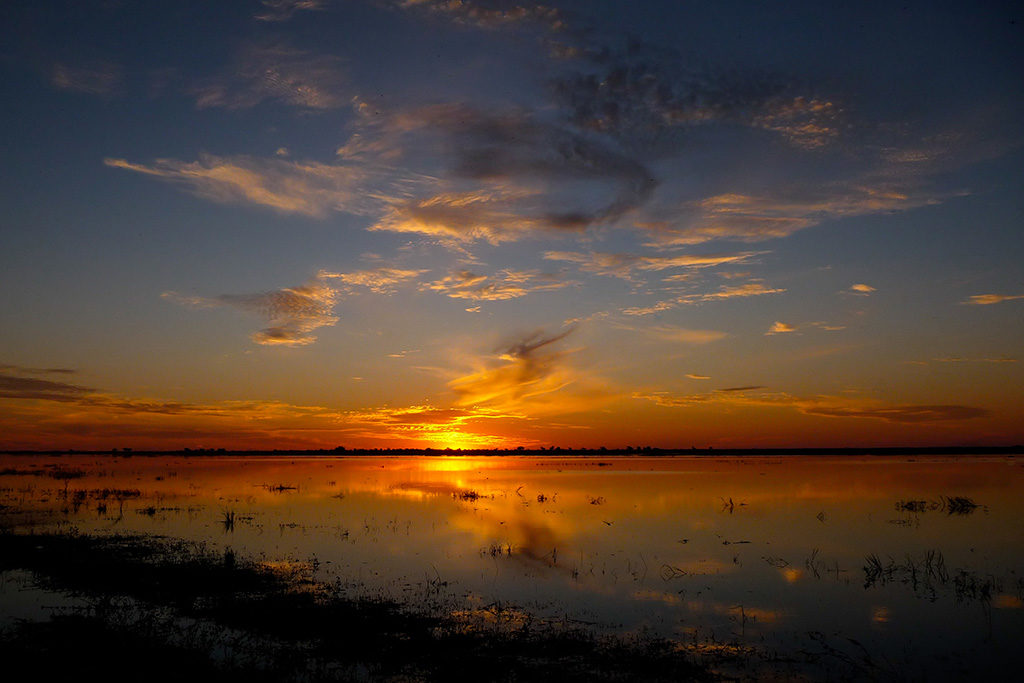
[2,454,1022,679]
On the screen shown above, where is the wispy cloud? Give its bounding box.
[391,0,565,33]
[962,293,1024,305]
[543,250,761,280]
[423,269,572,301]
[105,155,378,217]
[254,0,326,22]
[639,187,940,246]
[448,327,610,416]
[51,62,122,95]
[803,404,990,423]
[163,266,426,346]
[921,357,1017,364]
[0,364,76,376]
[686,374,710,380]
[320,267,426,293]
[175,277,340,346]
[0,369,92,402]
[634,389,990,424]
[192,43,346,110]
[622,280,786,316]
[612,323,727,345]
[646,325,728,345]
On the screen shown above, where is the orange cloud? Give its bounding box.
[766,321,796,335]
[422,269,573,301]
[104,155,380,218]
[963,293,1024,305]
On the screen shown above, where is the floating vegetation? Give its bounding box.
[894,495,980,515]
[720,497,746,513]
[587,495,606,505]
[452,489,484,501]
[262,484,298,493]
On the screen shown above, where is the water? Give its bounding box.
[2,454,1022,679]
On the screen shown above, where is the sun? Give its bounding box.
[427,430,505,451]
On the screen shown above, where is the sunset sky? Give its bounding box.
[2,0,1022,450]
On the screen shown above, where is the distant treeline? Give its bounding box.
[2,445,1022,457]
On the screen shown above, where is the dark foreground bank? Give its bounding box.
[0,530,712,683]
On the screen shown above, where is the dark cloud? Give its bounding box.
[0,371,92,402]
[717,385,765,393]
[549,39,837,151]
[0,364,76,375]
[388,0,565,33]
[360,105,657,240]
[804,404,990,423]
[192,43,347,110]
[254,0,326,22]
[164,275,340,346]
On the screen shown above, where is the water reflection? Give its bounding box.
[2,454,1022,679]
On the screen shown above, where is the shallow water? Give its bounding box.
[2,454,1022,679]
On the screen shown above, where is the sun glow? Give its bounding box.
[426,430,506,451]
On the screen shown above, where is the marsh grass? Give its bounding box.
[861,549,999,604]
[0,530,711,682]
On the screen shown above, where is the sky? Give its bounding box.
[1,0,1023,450]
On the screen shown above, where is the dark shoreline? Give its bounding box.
[0,530,714,682]
[2,445,1022,457]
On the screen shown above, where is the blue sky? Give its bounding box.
[1,0,1022,449]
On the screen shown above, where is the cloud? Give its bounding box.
[639,187,940,246]
[370,187,568,244]
[550,38,839,151]
[423,269,572,301]
[766,321,796,335]
[391,0,565,33]
[449,328,576,410]
[622,280,786,316]
[51,62,123,95]
[192,43,346,110]
[634,388,990,424]
[615,324,726,345]
[849,283,876,294]
[750,97,840,149]
[254,0,326,22]
[686,374,710,380]
[803,405,990,423]
[963,293,1024,305]
[931,357,1017,364]
[105,155,377,217]
[348,104,657,242]
[649,326,728,345]
[164,274,340,346]
[163,266,427,346]
[0,364,76,376]
[0,371,92,402]
[320,267,426,293]
[543,250,760,280]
